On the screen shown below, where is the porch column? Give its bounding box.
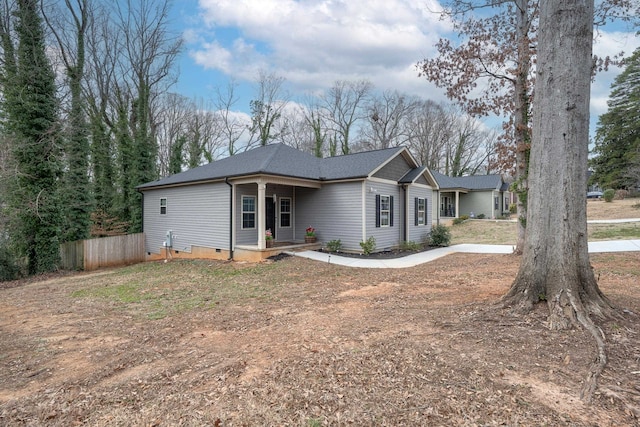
[455,191,460,218]
[257,182,266,249]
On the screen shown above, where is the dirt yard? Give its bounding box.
[1,198,639,426]
[1,247,639,426]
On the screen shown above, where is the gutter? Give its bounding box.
[225,177,234,260]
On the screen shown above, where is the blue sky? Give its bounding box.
[169,0,639,136]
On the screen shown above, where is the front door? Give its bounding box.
[265,197,276,240]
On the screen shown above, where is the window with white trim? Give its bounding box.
[280,197,291,227]
[380,195,391,227]
[160,198,167,215]
[242,196,256,229]
[416,197,426,226]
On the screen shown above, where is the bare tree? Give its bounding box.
[213,81,250,156]
[275,104,315,153]
[321,79,372,155]
[249,70,289,147]
[301,95,329,158]
[156,92,189,177]
[405,100,451,170]
[418,0,535,253]
[113,0,182,231]
[445,113,496,177]
[361,90,418,150]
[503,0,613,401]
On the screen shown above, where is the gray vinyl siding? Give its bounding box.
[142,182,229,254]
[407,186,432,243]
[459,190,494,218]
[273,185,294,241]
[234,184,295,243]
[416,175,428,185]
[373,154,412,181]
[295,182,363,251]
[365,180,403,251]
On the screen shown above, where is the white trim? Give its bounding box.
[380,195,391,227]
[361,182,367,242]
[160,197,167,215]
[279,197,292,228]
[368,176,400,185]
[241,195,256,230]
[417,197,426,226]
[232,174,321,188]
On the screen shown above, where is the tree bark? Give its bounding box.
[512,0,531,255]
[504,0,613,325]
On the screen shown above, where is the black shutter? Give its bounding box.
[390,195,394,227]
[414,197,419,226]
[375,194,381,228]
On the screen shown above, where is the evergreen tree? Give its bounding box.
[169,134,186,175]
[4,0,63,274]
[130,85,158,233]
[114,94,133,229]
[590,47,640,190]
[48,0,93,242]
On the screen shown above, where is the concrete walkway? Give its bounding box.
[288,240,640,269]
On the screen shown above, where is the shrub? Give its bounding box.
[326,239,342,252]
[359,236,376,255]
[477,213,486,219]
[429,224,451,247]
[452,215,469,225]
[399,240,423,251]
[509,203,517,214]
[615,189,629,200]
[603,189,615,202]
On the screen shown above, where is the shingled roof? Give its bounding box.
[431,170,505,191]
[138,144,413,190]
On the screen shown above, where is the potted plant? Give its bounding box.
[265,229,273,248]
[305,226,316,243]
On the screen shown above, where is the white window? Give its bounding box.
[416,198,426,226]
[280,197,291,227]
[160,198,167,215]
[380,195,390,227]
[242,196,256,229]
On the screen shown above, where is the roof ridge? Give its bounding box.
[260,143,284,171]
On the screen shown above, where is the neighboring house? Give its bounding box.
[431,171,512,221]
[137,144,439,261]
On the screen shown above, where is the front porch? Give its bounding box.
[234,241,322,262]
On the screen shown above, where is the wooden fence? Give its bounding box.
[59,233,145,271]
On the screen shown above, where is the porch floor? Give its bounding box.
[234,241,321,261]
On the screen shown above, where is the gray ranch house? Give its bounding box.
[431,171,512,222]
[137,144,439,261]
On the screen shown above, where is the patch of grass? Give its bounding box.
[72,283,146,303]
[588,223,640,240]
[71,260,284,319]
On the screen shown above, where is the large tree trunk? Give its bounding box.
[503,0,613,326]
[504,0,615,401]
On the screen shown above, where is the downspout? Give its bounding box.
[225,177,233,260]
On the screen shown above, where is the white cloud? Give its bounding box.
[591,30,640,118]
[190,0,449,96]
